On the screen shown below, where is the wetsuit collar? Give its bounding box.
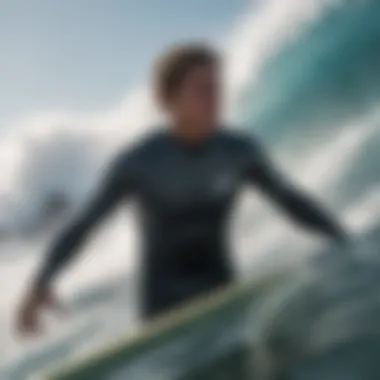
[168,126,217,152]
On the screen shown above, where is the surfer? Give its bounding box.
[17,43,350,334]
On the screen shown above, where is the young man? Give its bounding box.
[18,44,349,333]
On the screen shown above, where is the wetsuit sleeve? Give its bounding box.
[244,137,348,243]
[34,152,136,287]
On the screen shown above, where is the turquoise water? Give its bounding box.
[1,0,380,379]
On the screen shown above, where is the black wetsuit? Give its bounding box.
[35,128,346,318]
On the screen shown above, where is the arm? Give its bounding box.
[18,150,139,336]
[34,151,135,287]
[244,138,348,244]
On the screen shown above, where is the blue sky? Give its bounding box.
[0,0,250,128]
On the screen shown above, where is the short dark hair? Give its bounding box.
[154,43,220,100]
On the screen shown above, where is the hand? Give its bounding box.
[16,285,63,337]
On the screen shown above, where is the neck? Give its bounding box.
[171,122,214,146]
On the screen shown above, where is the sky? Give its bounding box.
[0,0,250,130]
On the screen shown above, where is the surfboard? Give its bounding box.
[36,267,293,380]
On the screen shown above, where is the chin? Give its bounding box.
[198,124,215,135]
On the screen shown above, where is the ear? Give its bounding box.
[159,93,177,115]
[156,89,169,110]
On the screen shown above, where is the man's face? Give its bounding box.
[168,64,221,139]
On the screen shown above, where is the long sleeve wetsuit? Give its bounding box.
[35,129,347,318]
